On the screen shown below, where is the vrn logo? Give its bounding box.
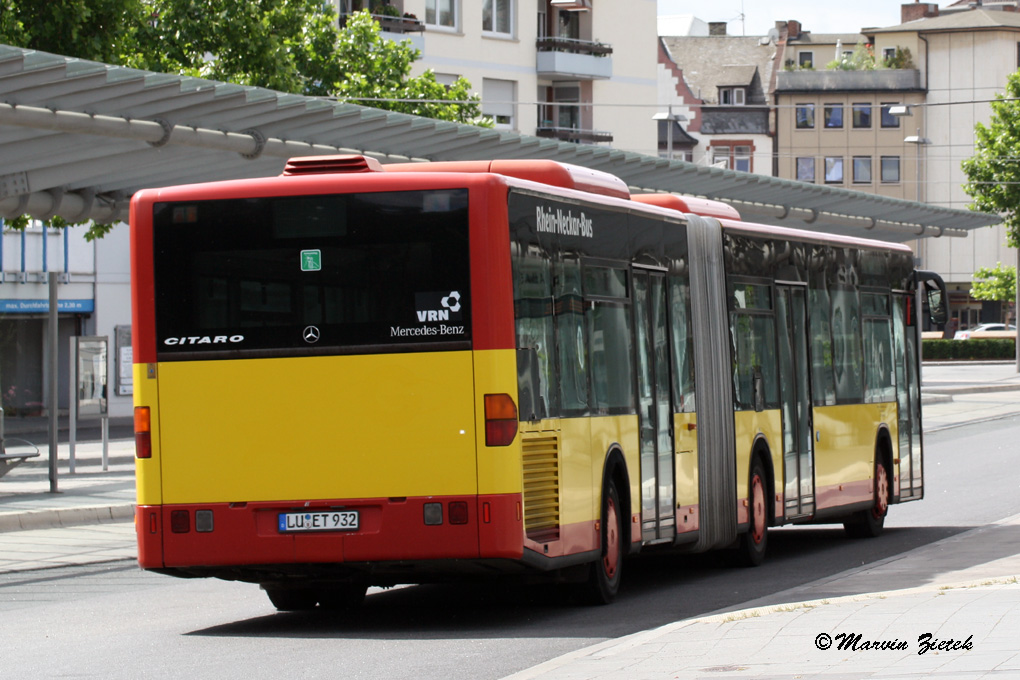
[416,291,463,322]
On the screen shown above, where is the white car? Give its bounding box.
[953,323,1017,340]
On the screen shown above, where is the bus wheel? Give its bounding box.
[263,585,318,611]
[578,478,623,605]
[737,458,768,567]
[844,460,889,538]
[318,583,368,611]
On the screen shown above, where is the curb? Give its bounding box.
[501,575,1020,680]
[0,504,135,533]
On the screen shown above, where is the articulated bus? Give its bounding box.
[130,155,947,608]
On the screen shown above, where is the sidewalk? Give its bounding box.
[0,437,136,571]
[506,518,1020,680]
[0,361,1018,679]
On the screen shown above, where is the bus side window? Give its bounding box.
[729,282,778,411]
[513,250,556,420]
[669,275,696,413]
[831,287,864,403]
[584,265,634,415]
[808,287,837,406]
[554,258,589,414]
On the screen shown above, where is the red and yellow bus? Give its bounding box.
[130,155,946,608]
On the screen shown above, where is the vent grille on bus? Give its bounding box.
[522,432,560,542]
[282,154,384,175]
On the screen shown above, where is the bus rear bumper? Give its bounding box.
[136,493,524,572]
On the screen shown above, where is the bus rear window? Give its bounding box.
[152,189,470,359]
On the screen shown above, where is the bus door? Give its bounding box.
[893,293,922,500]
[633,268,676,542]
[776,284,815,519]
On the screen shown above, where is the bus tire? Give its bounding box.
[736,457,768,567]
[844,458,889,539]
[263,584,318,611]
[578,477,624,605]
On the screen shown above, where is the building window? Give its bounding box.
[720,88,746,106]
[796,104,815,129]
[796,157,816,183]
[798,51,814,68]
[880,156,901,183]
[852,103,872,128]
[434,72,460,87]
[824,157,844,184]
[883,47,896,63]
[853,156,872,184]
[426,0,457,29]
[483,78,516,130]
[880,103,901,128]
[711,144,754,172]
[733,145,751,172]
[483,0,513,35]
[824,104,844,129]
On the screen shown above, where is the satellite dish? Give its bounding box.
[761,27,780,44]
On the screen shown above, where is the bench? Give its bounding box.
[0,439,41,479]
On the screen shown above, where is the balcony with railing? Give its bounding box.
[536,37,613,81]
[340,11,424,34]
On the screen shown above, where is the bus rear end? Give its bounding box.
[131,166,522,605]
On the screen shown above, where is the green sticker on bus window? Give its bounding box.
[301,250,321,272]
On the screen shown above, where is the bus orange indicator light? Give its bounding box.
[484,393,518,447]
[482,502,491,523]
[134,406,152,459]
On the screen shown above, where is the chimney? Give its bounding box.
[901,2,939,23]
[709,21,727,36]
[786,20,802,39]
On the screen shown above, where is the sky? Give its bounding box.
[656,0,920,36]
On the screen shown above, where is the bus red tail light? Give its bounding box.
[449,501,469,525]
[484,394,518,447]
[134,406,152,459]
[170,510,190,533]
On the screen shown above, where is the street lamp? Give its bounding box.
[652,107,688,161]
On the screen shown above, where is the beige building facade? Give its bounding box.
[334,0,659,156]
[868,5,1019,327]
[774,70,926,202]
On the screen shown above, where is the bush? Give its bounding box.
[923,338,1016,360]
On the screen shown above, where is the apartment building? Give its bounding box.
[774,70,926,202]
[657,22,776,171]
[663,3,1016,327]
[335,0,659,155]
[865,2,1018,327]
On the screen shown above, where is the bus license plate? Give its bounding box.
[278,511,359,533]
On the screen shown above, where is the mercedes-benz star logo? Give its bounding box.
[303,325,320,344]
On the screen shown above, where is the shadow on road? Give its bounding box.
[189,524,969,640]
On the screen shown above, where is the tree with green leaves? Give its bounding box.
[970,262,1017,325]
[0,3,484,238]
[320,11,482,124]
[962,70,1020,249]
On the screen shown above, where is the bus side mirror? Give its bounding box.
[916,270,949,326]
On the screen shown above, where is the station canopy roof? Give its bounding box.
[0,44,1002,243]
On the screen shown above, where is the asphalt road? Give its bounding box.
[3,415,1018,680]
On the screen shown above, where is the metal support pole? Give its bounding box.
[69,336,76,474]
[666,106,674,161]
[102,415,109,471]
[47,272,58,493]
